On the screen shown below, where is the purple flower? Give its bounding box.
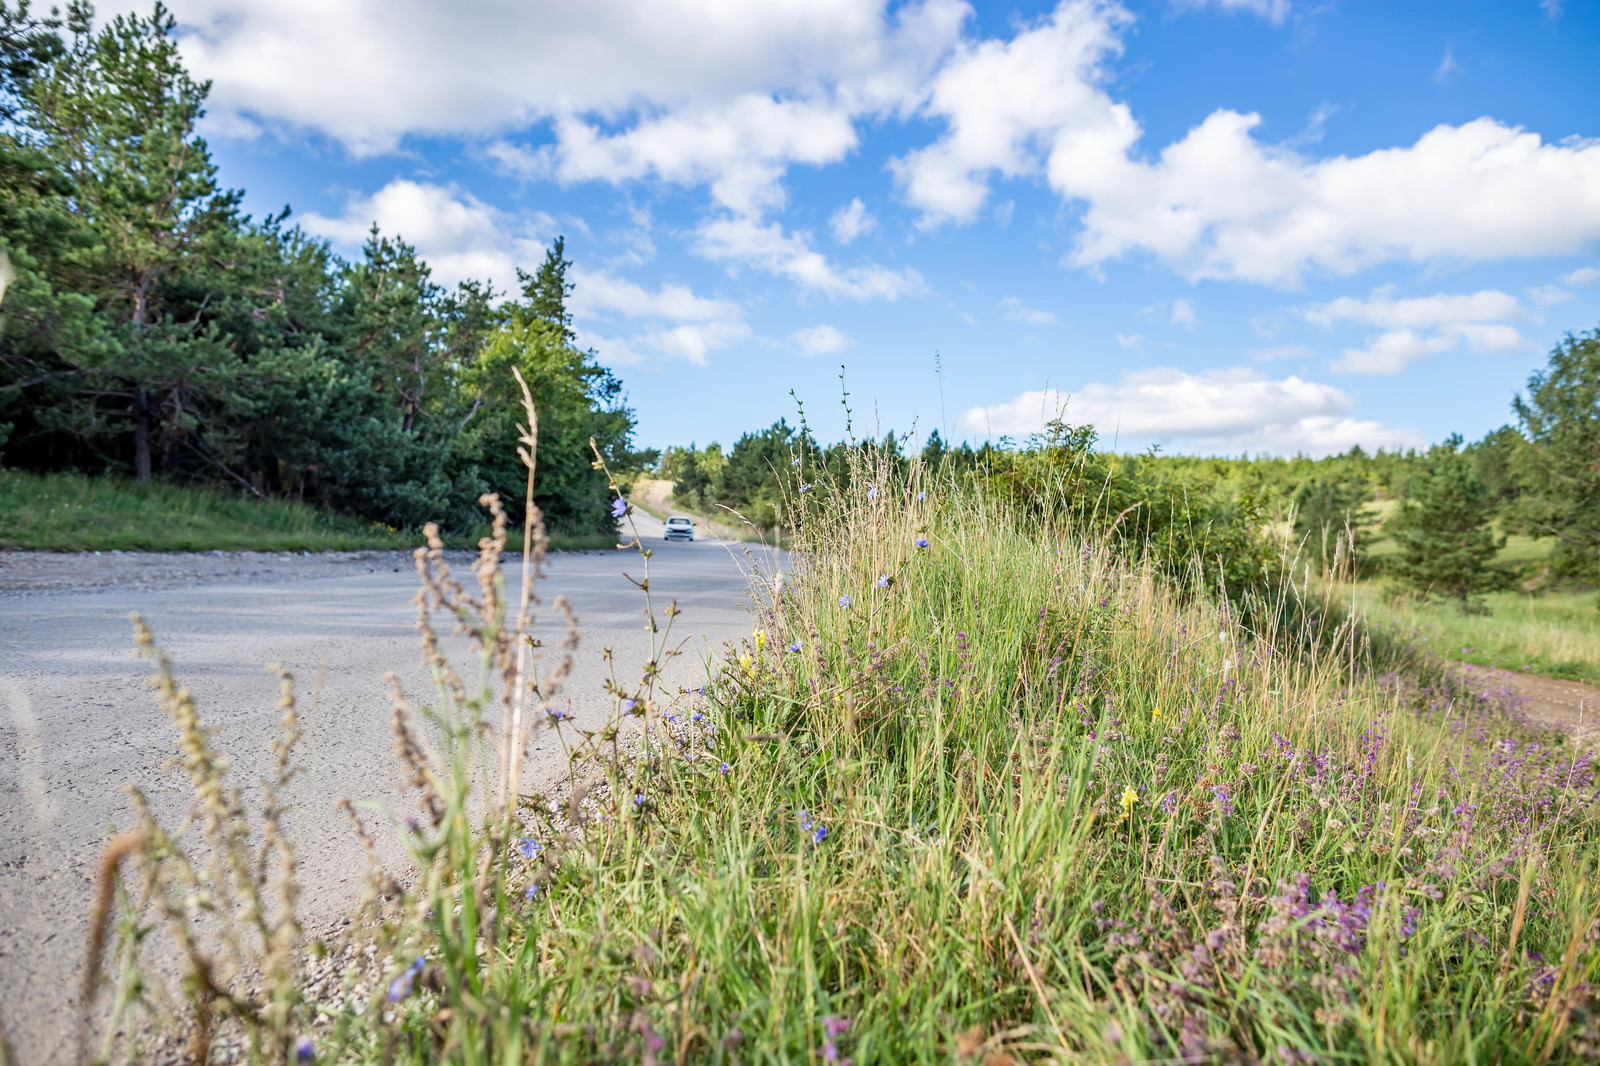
[798,810,814,831]
[516,837,540,859]
[524,883,540,901]
[610,497,628,518]
[543,706,565,722]
[839,594,852,608]
[876,574,889,587]
[867,487,878,500]
[621,698,637,713]
[813,825,828,843]
[917,491,926,501]
[800,483,812,493]
[792,456,802,467]
[789,639,803,652]
[634,793,646,807]
[294,1036,314,1062]
[914,538,929,548]
[899,430,913,444]
[386,957,425,1002]
[720,762,731,775]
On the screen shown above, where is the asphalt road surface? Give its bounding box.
[0,513,772,1062]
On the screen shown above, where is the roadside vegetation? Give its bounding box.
[77,424,1600,1064]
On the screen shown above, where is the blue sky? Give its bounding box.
[113,0,1600,454]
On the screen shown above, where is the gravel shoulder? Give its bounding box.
[1453,661,1600,747]
[0,537,773,1063]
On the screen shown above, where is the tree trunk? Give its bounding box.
[133,389,152,482]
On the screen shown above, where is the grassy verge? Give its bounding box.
[91,457,1600,1064]
[1345,579,1600,685]
[0,469,618,553]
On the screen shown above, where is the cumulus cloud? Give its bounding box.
[1000,296,1059,325]
[956,366,1419,455]
[567,268,750,367]
[830,198,877,244]
[693,215,923,300]
[1170,298,1198,328]
[891,3,1600,285]
[1301,285,1529,373]
[138,0,1600,293]
[300,179,551,290]
[790,324,852,356]
[1564,266,1600,286]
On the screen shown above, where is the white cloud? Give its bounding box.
[567,268,750,367]
[830,198,877,244]
[1170,0,1290,24]
[1541,0,1565,19]
[1563,266,1600,286]
[1528,284,1573,306]
[300,179,550,291]
[1433,46,1462,84]
[888,3,1600,285]
[1302,285,1529,373]
[1000,296,1059,325]
[1249,344,1313,362]
[693,215,923,300]
[956,366,1419,455]
[1170,297,1198,328]
[790,324,852,356]
[1116,332,1142,349]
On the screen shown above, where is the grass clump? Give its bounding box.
[82,443,1600,1064]
[0,468,618,552]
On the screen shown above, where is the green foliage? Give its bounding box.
[1387,436,1507,609]
[0,5,631,537]
[1515,327,1600,583]
[1291,473,1375,568]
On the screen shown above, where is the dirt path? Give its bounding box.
[1453,662,1600,747]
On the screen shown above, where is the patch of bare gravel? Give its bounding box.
[0,549,421,595]
[1453,661,1600,748]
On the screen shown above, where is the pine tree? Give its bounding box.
[1514,328,1600,583]
[1387,435,1507,610]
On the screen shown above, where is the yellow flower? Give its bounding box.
[738,654,752,671]
[1119,786,1139,814]
[1152,707,1162,720]
[754,629,768,651]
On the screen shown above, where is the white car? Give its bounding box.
[663,515,695,541]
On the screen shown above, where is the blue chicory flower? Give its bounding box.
[867,487,877,500]
[387,957,425,1002]
[516,837,540,859]
[634,793,646,806]
[839,594,852,608]
[720,762,731,775]
[621,698,637,713]
[525,883,540,901]
[610,497,628,518]
[914,538,929,548]
[876,574,889,587]
[295,1036,315,1062]
[813,825,828,843]
[917,490,926,501]
[798,810,813,831]
[800,483,812,493]
[788,639,802,653]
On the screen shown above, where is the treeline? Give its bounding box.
[661,329,1600,603]
[0,4,636,535]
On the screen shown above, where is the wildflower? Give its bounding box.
[720,762,731,775]
[295,1036,315,1062]
[792,456,802,467]
[788,639,802,653]
[914,537,929,548]
[754,629,768,651]
[813,825,828,843]
[839,594,852,608]
[621,697,638,713]
[876,574,889,588]
[524,883,540,901]
[1119,786,1139,815]
[515,837,540,859]
[899,429,913,443]
[634,793,646,807]
[798,810,814,831]
[692,711,704,722]
[387,957,425,1002]
[543,706,566,722]
[867,487,878,500]
[822,1016,851,1064]
[800,483,812,493]
[917,490,926,501]
[1152,706,1162,720]
[610,497,628,518]
[739,653,752,670]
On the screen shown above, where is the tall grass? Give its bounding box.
[81,439,1600,1064]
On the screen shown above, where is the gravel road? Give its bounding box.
[0,513,772,1063]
